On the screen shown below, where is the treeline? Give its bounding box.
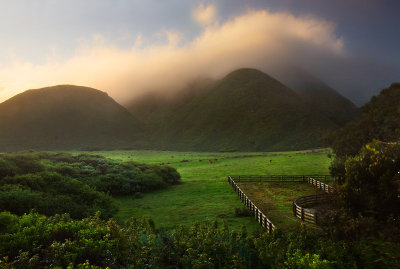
[0,151,180,219]
[325,83,400,174]
[2,211,399,268]
[321,83,400,255]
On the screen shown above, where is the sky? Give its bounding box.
[0,0,399,106]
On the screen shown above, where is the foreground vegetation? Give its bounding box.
[323,84,400,234]
[3,211,399,268]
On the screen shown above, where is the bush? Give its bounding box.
[2,212,398,268]
[0,151,181,218]
[235,207,252,217]
[339,140,400,219]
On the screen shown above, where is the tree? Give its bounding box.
[339,140,400,219]
[324,83,400,178]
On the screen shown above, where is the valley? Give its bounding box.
[85,149,332,231]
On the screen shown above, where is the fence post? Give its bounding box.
[293,201,296,216]
[301,208,304,221]
[268,221,272,234]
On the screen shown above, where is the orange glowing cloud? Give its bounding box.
[0,7,344,104]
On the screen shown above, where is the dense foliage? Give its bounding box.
[324,84,400,217]
[0,152,180,218]
[339,140,400,219]
[4,211,398,268]
[321,83,400,264]
[319,140,400,245]
[325,83,400,177]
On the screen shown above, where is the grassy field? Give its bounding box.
[238,182,325,231]
[76,149,331,232]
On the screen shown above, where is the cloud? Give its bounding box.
[0,8,347,104]
[192,3,217,26]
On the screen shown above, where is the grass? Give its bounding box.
[237,182,325,231]
[72,148,331,233]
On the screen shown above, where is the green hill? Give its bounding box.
[0,85,143,151]
[280,68,359,125]
[325,82,400,157]
[128,68,345,151]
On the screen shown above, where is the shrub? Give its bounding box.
[235,207,252,217]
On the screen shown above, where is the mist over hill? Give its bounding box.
[274,67,359,125]
[128,68,357,151]
[0,69,359,152]
[0,85,144,151]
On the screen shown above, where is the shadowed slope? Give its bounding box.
[0,85,143,151]
[278,67,359,125]
[129,68,339,151]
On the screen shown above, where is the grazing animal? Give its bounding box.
[269,159,272,163]
[209,159,213,164]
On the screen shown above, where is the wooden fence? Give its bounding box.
[228,176,276,233]
[307,178,335,193]
[230,175,333,183]
[229,175,336,194]
[292,194,335,224]
[228,175,336,226]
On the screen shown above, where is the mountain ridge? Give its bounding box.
[0,69,359,152]
[0,85,143,151]
[128,68,351,151]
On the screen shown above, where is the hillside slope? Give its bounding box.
[278,68,359,125]
[0,85,143,151]
[128,68,341,151]
[325,82,400,157]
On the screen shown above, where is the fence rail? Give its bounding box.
[293,194,335,224]
[228,176,276,233]
[228,175,336,226]
[229,175,333,183]
[306,178,335,193]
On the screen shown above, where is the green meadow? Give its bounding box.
[76,149,331,232]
